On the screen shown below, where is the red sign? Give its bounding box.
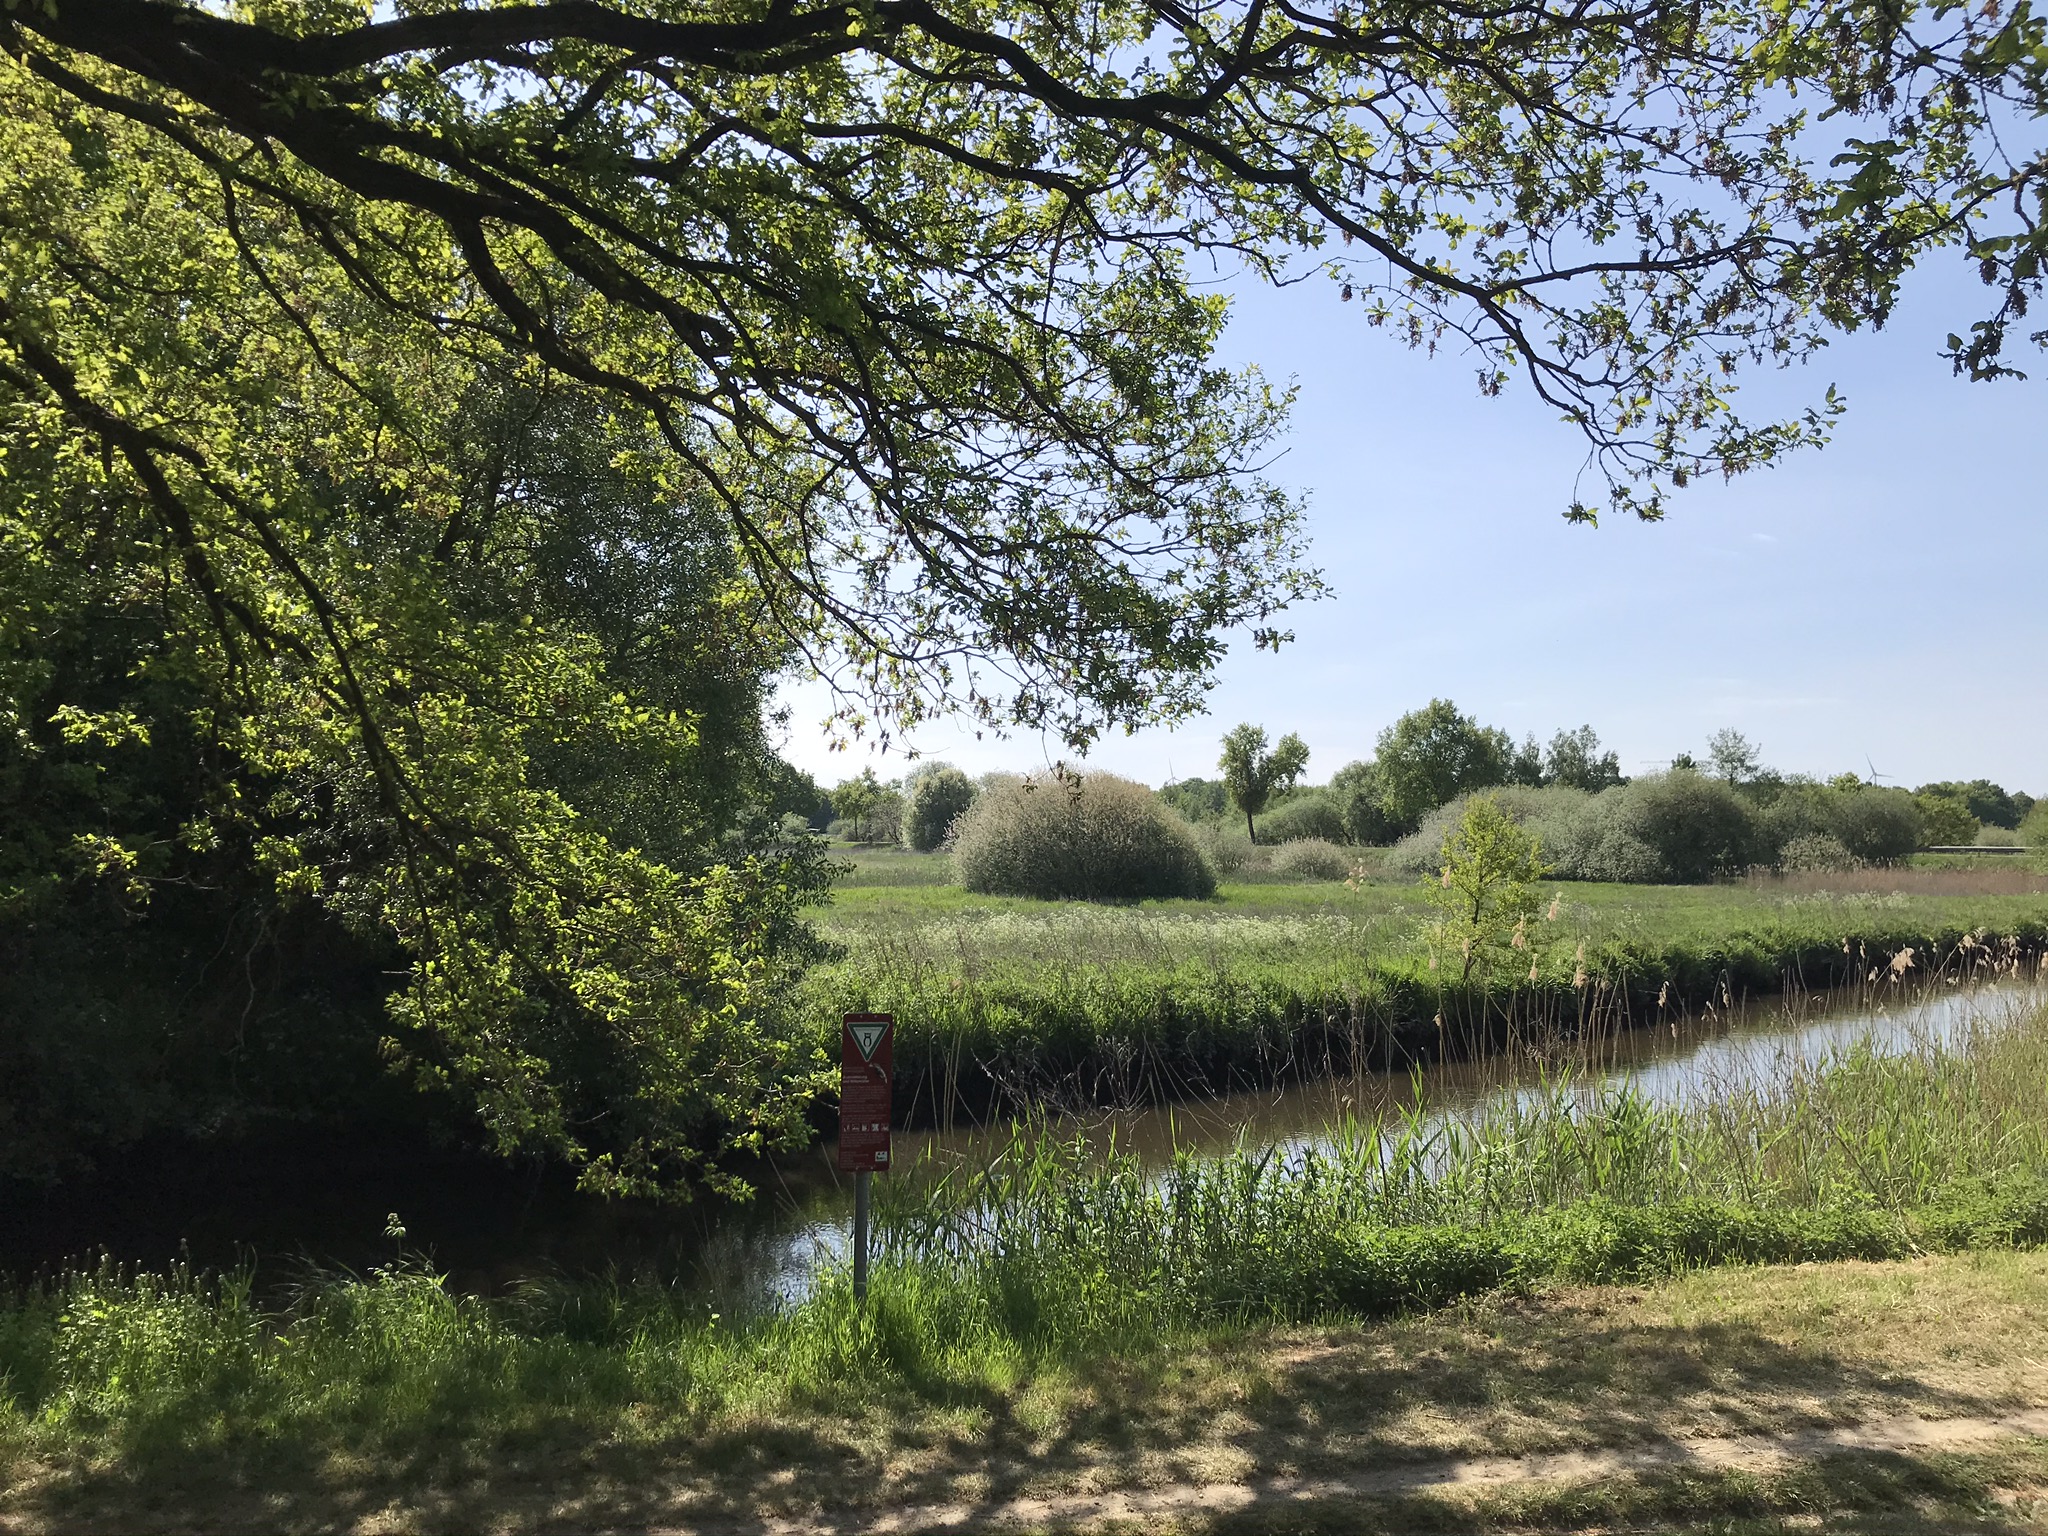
[836,1012,894,1172]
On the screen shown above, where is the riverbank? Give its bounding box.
[6,991,2048,1532]
[806,858,2048,1121]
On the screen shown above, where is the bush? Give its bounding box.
[1913,789,1980,848]
[1778,831,1860,873]
[1830,786,1923,864]
[902,767,976,852]
[951,772,1217,900]
[1331,761,1400,844]
[1616,770,1758,881]
[1389,785,1587,875]
[1390,774,1759,884]
[2024,800,2048,851]
[1194,822,1261,876]
[1259,790,1348,845]
[1269,837,1353,881]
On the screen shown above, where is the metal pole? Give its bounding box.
[852,1169,871,1302]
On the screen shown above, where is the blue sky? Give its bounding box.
[774,256,2047,795]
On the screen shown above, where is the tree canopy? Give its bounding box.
[6,0,2046,1191]
[1218,723,1310,840]
[1373,700,1512,834]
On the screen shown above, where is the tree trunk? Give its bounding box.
[1246,809,1256,844]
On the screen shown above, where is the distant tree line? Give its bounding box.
[1155,702,2040,873]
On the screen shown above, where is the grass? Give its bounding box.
[7,995,2048,1531]
[807,851,2048,1116]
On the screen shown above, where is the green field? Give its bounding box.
[802,848,2048,1114]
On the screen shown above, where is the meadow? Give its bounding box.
[802,849,2048,1120]
[7,990,2048,1532]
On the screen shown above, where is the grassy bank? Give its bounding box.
[808,853,2048,1116]
[6,994,2048,1531]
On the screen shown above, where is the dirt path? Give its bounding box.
[736,1407,2048,1534]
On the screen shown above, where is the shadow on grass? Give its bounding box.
[5,1303,2044,1535]
[1184,1440,2048,1534]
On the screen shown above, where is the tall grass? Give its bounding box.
[805,886,2048,1119]
[7,995,2048,1458]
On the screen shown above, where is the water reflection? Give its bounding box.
[739,978,2037,1308]
[9,979,2030,1306]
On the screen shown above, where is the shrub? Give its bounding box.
[1332,761,1400,844]
[1269,837,1353,881]
[1616,770,1758,881]
[902,767,976,852]
[1391,775,1760,884]
[1418,795,1549,981]
[1830,787,1923,864]
[2023,800,2048,851]
[1260,790,1349,845]
[1913,789,1979,848]
[1194,822,1261,875]
[1390,785,1586,875]
[1157,776,1230,824]
[951,772,1217,900]
[1778,831,1860,873]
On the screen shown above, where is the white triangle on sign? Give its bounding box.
[849,1021,890,1060]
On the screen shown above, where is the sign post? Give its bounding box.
[837,1012,893,1301]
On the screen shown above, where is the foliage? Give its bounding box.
[1155,776,1231,826]
[829,769,906,843]
[902,767,976,853]
[0,344,834,1190]
[10,0,2028,580]
[1830,788,1925,865]
[2024,802,2048,852]
[1373,701,1512,836]
[1184,823,1259,880]
[1778,832,1861,874]
[1616,771,1761,881]
[829,772,883,841]
[1330,761,1400,846]
[1505,734,1547,788]
[757,759,834,830]
[1913,789,1982,848]
[1419,797,1551,981]
[1545,727,1626,793]
[1217,725,1311,843]
[1706,729,1764,784]
[1258,790,1349,845]
[1916,781,2029,830]
[1394,777,1944,883]
[949,771,1216,901]
[1268,838,1354,882]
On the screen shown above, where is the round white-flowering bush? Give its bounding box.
[951,772,1216,900]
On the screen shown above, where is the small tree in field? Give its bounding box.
[1421,796,1551,982]
[903,766,976,851]
[831,769,884,841]
[1219,725,1310,843]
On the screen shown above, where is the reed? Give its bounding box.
[7,993,2048,1461]
[804,889,2048,1120]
